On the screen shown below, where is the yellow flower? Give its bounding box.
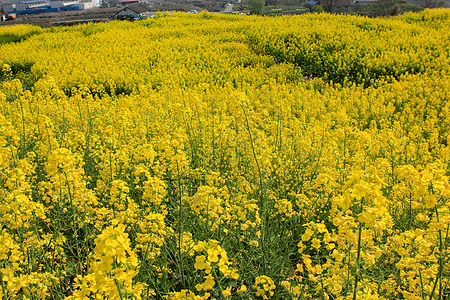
[311,238,321,249]
[358,211,375,224]
[301,228,314,241]
[249,240,259,247]
[222,286,232,297]
[416,213,429,222]
[237,285,247,293]
[194,255,209,270]
[424,194,436,209]
[203,274,215,290]
[207,247,220,263]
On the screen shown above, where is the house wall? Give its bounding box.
[2,0,50,11]
[86,0,101,8]
[80,1,93,8]
[2,2,26,11]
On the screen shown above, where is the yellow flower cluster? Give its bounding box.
[192,240,239,291]
[68,224,147,299]
[165,289,210,300]
[254,275,276,299]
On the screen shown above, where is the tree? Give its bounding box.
[249,0,265,14]
[321,0,335,12]
[421,0,445,8]
[374,0,397,16]
[313,4,324,12]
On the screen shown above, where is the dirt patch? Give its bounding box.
[0,7,119,27]
[0,1,222,27]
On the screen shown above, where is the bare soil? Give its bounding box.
[0,1,223,27]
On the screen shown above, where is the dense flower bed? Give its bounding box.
[0,9,449,299]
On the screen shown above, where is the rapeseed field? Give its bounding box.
[0,8,449,299]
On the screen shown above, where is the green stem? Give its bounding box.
[429,205,443,300]
[0,267,9,300]
[115,279,124,300]
[64,171,82,274]
[419,268,425,300]
[240,103,267,274]
[317,254,326,299]
[429,275,439,300]
[176,161,186,288]
[353,203,363,300]
[18,97,27,154]
[444,224,449,251]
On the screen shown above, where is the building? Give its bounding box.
[2,0,49,11]
[111,3,150,20]
[1,0,100,13]
[50,0,80,8]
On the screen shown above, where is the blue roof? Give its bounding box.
[22,0,49,4]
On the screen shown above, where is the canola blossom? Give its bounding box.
[0,9,449,299]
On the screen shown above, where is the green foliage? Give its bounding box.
[246,10,449,86]
[313,4,324,12]
[0,25,42,45]
[249,0,265,15]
